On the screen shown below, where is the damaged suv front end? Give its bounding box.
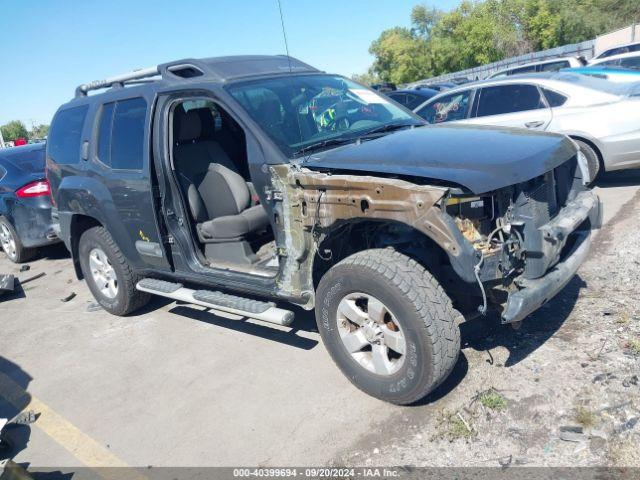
[296,125,601,323]
[442,150,600,323]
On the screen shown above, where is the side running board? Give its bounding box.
[136,278,294,326]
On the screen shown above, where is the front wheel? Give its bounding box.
[78,226,150,316]
[315,248,461,405]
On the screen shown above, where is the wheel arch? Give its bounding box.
[568,135,605,170]
[68,214,103,279]
[311,218,465,302]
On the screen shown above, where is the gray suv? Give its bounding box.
[47,55,600,404]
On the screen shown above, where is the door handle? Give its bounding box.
[525,121,544,129]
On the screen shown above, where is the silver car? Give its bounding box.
[414,73,640,179]
[487,56,584,78]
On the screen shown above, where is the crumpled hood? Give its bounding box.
[303,124,577,194]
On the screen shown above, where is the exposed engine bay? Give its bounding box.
[443,153,598,317]
[272,151,600,324]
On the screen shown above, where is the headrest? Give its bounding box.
[178,111,202,142]
[194,108,215,140]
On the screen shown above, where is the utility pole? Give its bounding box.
[0,127,5,149]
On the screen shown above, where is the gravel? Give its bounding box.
[341,191,640,467]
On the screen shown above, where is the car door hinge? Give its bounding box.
[151,185,161,198]
[163,234,175,245]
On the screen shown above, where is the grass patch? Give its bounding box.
[626,338,640,356]
[433,410,475,442]
[478,390,507,411]
[616,312,631,325]
[574,405,598,429]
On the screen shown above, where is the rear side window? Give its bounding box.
[475,84,545,117]
[97,103,115,165]
[542,88,568,107]
[48,105,88,164]
[96,97,147,170]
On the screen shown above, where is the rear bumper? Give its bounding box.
[501,190,600,324]
[12,200,60,249]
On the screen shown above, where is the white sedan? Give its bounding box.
[414,73,640,180]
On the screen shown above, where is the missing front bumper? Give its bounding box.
[500,190,600,324]
[501,230,591,324]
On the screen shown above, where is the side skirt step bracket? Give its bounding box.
[136,278,294,326]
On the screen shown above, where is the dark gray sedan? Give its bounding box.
[0,144,59,263]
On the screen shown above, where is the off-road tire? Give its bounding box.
[315,248,461,405]
[574,139,601,185]
[78,226,150,316]
[0,217,35,264]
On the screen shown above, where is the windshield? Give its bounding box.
[227,74,421,157]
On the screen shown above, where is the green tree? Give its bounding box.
[410,4,442,39]
[365,0,640,84]
[351,70,380,86]
[0,120,29,143]
[369,27,431,84]
[29,124,49,139]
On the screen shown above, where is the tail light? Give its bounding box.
[15,180,51,198]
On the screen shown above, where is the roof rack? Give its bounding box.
[75,66,160,98]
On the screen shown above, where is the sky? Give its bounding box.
[0,0,459,127]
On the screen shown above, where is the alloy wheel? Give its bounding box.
[0,223,17,260]
[336,292,406,376]
[89,248,118,299]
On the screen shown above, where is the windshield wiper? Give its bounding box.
[292,122,420,157]
[359,121,418,138]
[292,137,356,157]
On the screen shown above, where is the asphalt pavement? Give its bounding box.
[0,169,638,468]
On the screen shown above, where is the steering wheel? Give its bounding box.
[326,115,351,131]
[319,103,351,132]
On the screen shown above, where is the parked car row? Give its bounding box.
[412,72,640,182]
[0,53,612,406]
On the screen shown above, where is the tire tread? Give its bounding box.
[323,247,461,404]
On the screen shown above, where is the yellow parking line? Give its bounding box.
[0,372,146,479]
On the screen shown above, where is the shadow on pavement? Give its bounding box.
[594,168,640,189]
[34,243,70,261]
[169,304,319,350]
[461,274,585,367]
[0,357,33,462]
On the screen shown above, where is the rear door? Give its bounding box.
[90,96,172,270]
[466,84,552,131]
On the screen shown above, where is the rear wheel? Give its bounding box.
[0,217,34,263]
[315,248,461,405]
[78,226,150,316]
[574,139,601,185]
